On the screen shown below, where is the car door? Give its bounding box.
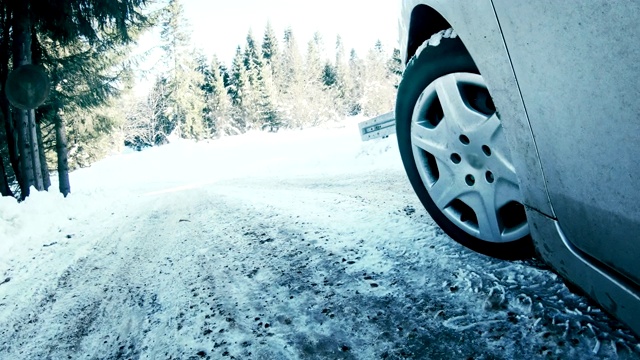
[491,1,640,285]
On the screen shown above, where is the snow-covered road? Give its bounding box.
[1,119,638,359]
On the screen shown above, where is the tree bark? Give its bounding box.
[12,0,44,198]
[0,6,21,189]
[0,97,19,186]
[31,21,50,191]
[36,118,50,190]
[28,109,44,189]
[55,113,70,197]
[0,157,12,197]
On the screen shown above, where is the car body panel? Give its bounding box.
[492,0,640,287]
[527,211,640,335]
[398,0,640,335]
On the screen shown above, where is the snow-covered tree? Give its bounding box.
[123,77,170,148]
[256,64,281,132]
[347,48,365,115]
[360,40,395,116]
[298,33,336,126]
[278,27,305,127]
[262,21,280,68]
[228,46,252,131]
[331,35,353,116]
[202,55,236,136]
[160,0,206,140]
[244,30,263,84]
[388,48,403,89]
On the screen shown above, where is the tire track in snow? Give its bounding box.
[199,174,640,359]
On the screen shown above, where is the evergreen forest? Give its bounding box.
[0,0,402,200]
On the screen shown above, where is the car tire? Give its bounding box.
[395,31,533,260]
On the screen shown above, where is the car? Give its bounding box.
[395,0,640,336]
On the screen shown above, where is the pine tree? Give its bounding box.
[160,0,205,140]
[180,56,206,140]
[244,29,262,84]
[228,46,251,131]
[388,48,403,89]
[332,35,352,116]
[361,40,395,116]
[36,19,147,194]
[198,53,215,135]
[219,64,231,88]
[1,0,149,198]
[300,33,334,126]
[242,30,265,128]
[203,55,235,136]
[347,48,364,115]
[279,27,305,128]
[281,27,303,87]
[148,76,172,142]
[306,33,324,83]
[322,62,337,88]
[256,64,281,132]
[262,21,279,68]
[30,0,148,46]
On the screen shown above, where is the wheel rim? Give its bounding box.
[411,72,529,243]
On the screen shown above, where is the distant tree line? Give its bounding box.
[123,0,403,148]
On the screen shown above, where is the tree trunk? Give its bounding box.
[30,23,50,191]
[0,157,12,197]
[0,6,21,190]
[55,113,70,197]
[36,118,50,190]
[0,97,20,186]
[28,109,44,189]
[14,109,34,198]
[12,0,43,198]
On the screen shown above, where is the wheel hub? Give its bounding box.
[465,152,484,170]
[409,72,529,243]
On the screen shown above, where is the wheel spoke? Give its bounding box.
[434,74,488,130]
[494,179,523,208]
[429,168,469,209]
[475,113,502,140]
[411,123,451,163]
[463,191,503,241]
[480,114,522,206]
[488,152,521,202]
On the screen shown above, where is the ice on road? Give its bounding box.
[0,118,638,359]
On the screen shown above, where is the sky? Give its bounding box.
[181,0,400,64]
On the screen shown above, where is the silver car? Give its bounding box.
[396,0,640,335]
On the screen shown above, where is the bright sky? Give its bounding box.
[182,0,400,64]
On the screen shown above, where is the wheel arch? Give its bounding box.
[406,5,455,64]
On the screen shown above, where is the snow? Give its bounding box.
[413,28,458,61]
[1,117,639,359]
